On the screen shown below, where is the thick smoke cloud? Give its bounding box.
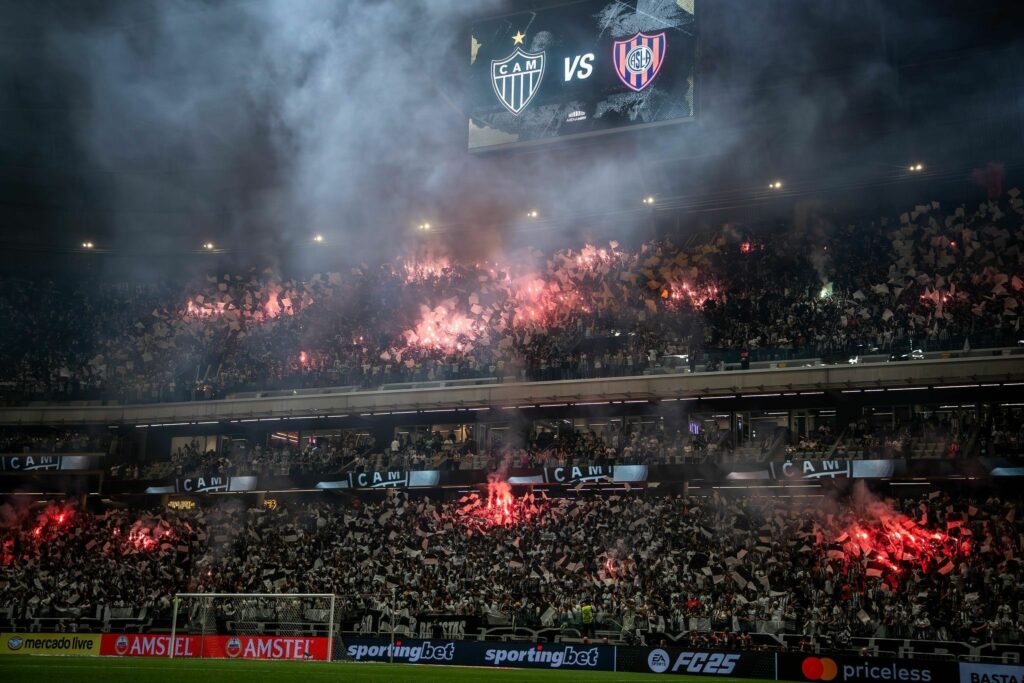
[50,0,510,261]
[36,1,744,258]
[12,0,1020,268]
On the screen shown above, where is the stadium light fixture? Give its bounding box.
[202,242,215,250]
[769,180,783,190]
[642,196,655,205]
[313,234,324,243]
[909,163,924,172]
[526,209,539,218]
[418,222,431,231]
[81,241,94,249]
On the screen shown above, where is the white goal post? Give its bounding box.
[170,593,337,661]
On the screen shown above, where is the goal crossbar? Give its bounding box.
[175,593,334,599]
[170,592,337,661]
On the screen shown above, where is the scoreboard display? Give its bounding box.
[467,0,696,151]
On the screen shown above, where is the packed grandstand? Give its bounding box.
[2,490,1022,649]
[1,191,1022,674]
[2,192,1022,406]
[3,0,1024,681]
[2,158,1024,683]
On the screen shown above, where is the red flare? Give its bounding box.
[459,479,543,530]
[828,507,962,582]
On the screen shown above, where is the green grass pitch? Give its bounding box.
[0,655,777,682]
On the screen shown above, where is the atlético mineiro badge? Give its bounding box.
[613,32,667,92]
[491,48,545,115]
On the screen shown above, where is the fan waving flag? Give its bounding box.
[613,32,667,92]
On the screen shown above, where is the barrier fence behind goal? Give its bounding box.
[170,593,337,660]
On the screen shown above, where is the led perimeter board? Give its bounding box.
[467,0,696,151]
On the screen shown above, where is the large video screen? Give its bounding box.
[467,0,696,151]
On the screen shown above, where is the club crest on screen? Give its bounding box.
[612,32,666,92]
[491,48,545,115]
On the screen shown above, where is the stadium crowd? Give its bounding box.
[4,398,999,483]
[0,430,110,454]
[1,489,1021,648]
[1,192,1022,405]
[111,438,357,480]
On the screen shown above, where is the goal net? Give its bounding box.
[170,593,337,661]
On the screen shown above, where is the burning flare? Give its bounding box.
[457,478,543,530]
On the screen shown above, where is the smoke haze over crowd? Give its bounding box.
[1,0,1021,272]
